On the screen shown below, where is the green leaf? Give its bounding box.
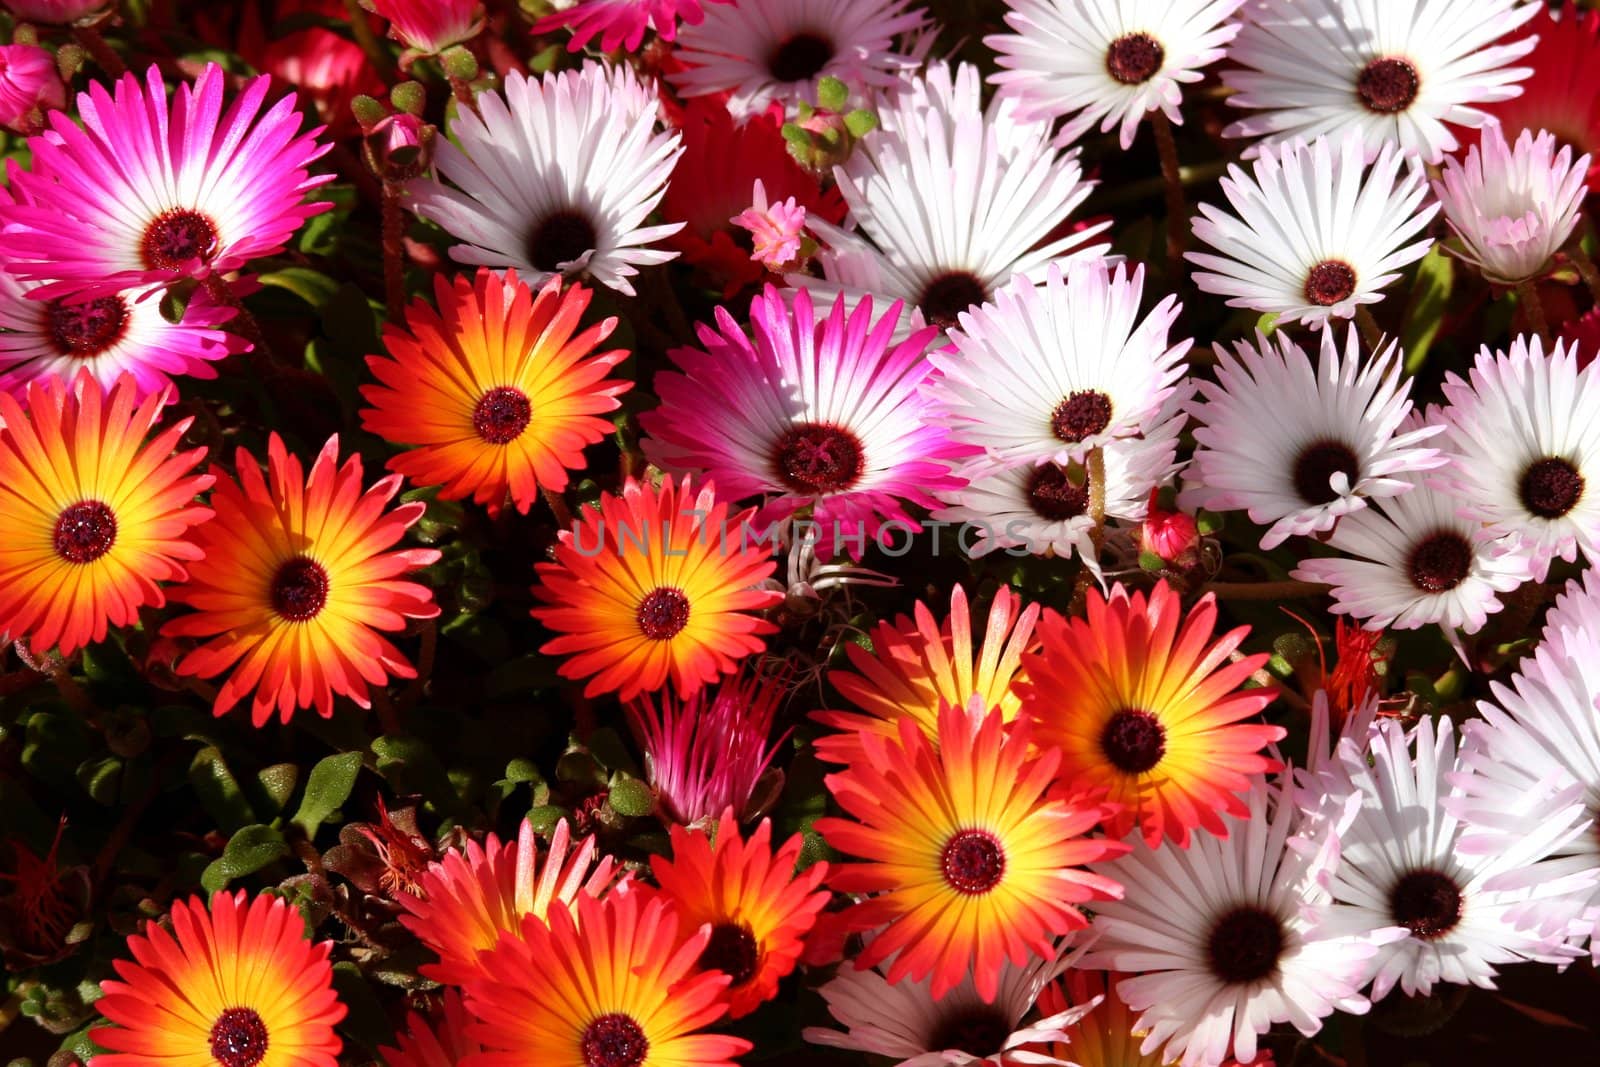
[201,824,289,892]
[256,763,300,817]
[1138,549,1166,572]
[1400,246,1454,373]
[816,75,848,112]
[331,961,397,1052]
[258,267,340,310]
[76,756,122,805]
[372,735,465,816]
[188,746,256,833]
[606,775,655,818]
[292,751,364,836]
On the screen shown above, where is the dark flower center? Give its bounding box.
[580,1013,649,1067]
[771,420,865,494]
[768,32,836,83]
[1106,32,1165,85]
[940,829,1005,895]
[1050,390,1114,444]
[1304,260,1357,306]
[1027,463,1090,521]
[1100,709,1167,774]
[53,501,117,564]
[1357,56,1420,114]
[528,210,598,274]
[1519,456,1585,519]
[917,271,989,330]
[1407,532,1473,593]
[698,921,761,988]
[1292,439,1362,506]
[46,296,129,357]
[472,386,532,445]
[271,556,330,622]
[1390,868,1463,940]
[927,1006,1013,1058]
[636,586,690,640]
[141,209,219,271]
[209,1007,269,1067]
[1207,906,1285,984]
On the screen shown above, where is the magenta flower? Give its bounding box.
[0,0,109,24]
[641,286,970,561]
[0,44,64,134]
[532,0,732,54]
[364,0,483,55]
[0,64,332,302]
[732,179,809,271]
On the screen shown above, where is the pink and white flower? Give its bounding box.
[732,179,809,272]
[532,0,731,53]
[363,0,483,55]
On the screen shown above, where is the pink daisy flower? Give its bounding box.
[532,0,732,53]
[640,285,969,561]
[731,179,809,271]
[364,0,483,55]
[0,63,332,303]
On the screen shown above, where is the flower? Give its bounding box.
[0,816,89,967]
[627,669,787,826]
[397,818,618,985]
[650,812,831,1018]
[0,0,109,24]
[1020,581,1283,848]
[732,179,810,271]
[1030,970,1166,1067]
[816,583,1039,764]
[92,890,344,1067]
[364,0,483,54]
[1433,335,1600,578]
[407,61,683,297]
[380,990,481,1067]
[668,0,928,121]
[0,64,331,302]
[816,700,1126,1003]
[234,0,385,140]
[640,286,968,561]
[795,62,1108,334]
[1142,492,1202,564]
[532,0,731,53]
[0,44,64,133]
[0,373,213,658]
[1082,775,1394,1067]
[1179,327,1446,550]
[1221,0,1541,165]
[1187,133,1437,329]
[531,475,780,701]
[1434,124,1590,286]
[930,259,1190,469]
[461,889,752,1067]
[163,434,441,725]
[360,270,630,516]
[986,0,1245,149]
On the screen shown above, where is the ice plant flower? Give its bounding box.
[1142,490,1202,564]
[1032,970,1168,1067]
[363,0,483,55]
[1015,581,1285,848]
[1221,0,1541,165]
[0,64,332,302]
[0,0,109,24]
[987,0,1245,149]
[651,813,831,1018]
[91,890,345,1067]
[531,475,781,701]
[462,889,752,1066]
[407,62,683,297]
[816,700,1126,1002]
[1434,124,1590,286]
[642,286,967,561]
[1187,133,1437,329]
[0,373,213,658]
[0,44,64,134]
[532,0,732,53]
[380,990,481,1067]
[732,179,810,272]
[361,270,630,516]
[0,817,88,967]
[163,434,441,725]
[234,0,385,140]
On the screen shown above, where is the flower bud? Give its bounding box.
[0,44,65,135]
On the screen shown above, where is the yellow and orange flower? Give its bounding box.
[92,890,344,1067]
[816,583,1039,763]
[0,372,212,657]
[163,433,440,725]
[532,475,780,700]
[1016,580,1284,848]
[650,811,831,1018]
[1034,970,1168,1067]
[360,269,631,516]
[396,818,618,985]
[462,888,752,1067]
[815,700,1125,1003]
[379,989,481,1067]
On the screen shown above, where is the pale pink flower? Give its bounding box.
[732,179,809,271]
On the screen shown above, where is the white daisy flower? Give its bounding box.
[668,0,928,122]
[1187,133,1437,329]
[406,61,684,296]
[928,259,1190,470]
[1082,774,1396,1067]
[1434,336,1600,578]
[986,0,1246,149]
[1179,326,1446,550]
[791,62,1110,334]
[1221,0,1541,165]
[1434,124,1591,286]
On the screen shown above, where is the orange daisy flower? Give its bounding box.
[360,269,631,516]
[92,890,344,1067]
[397,818,618,985]
[163,434,441,725]
[1016,580,1284,848]
[380,989,481,1067]
[462,888,752,1067]
[815,700,1126,1003]
[532,475,780,701]
[1033,970,1167,1067]
[0,372,212,657]
[650,811,831,1019]
[816,583,1039,763]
